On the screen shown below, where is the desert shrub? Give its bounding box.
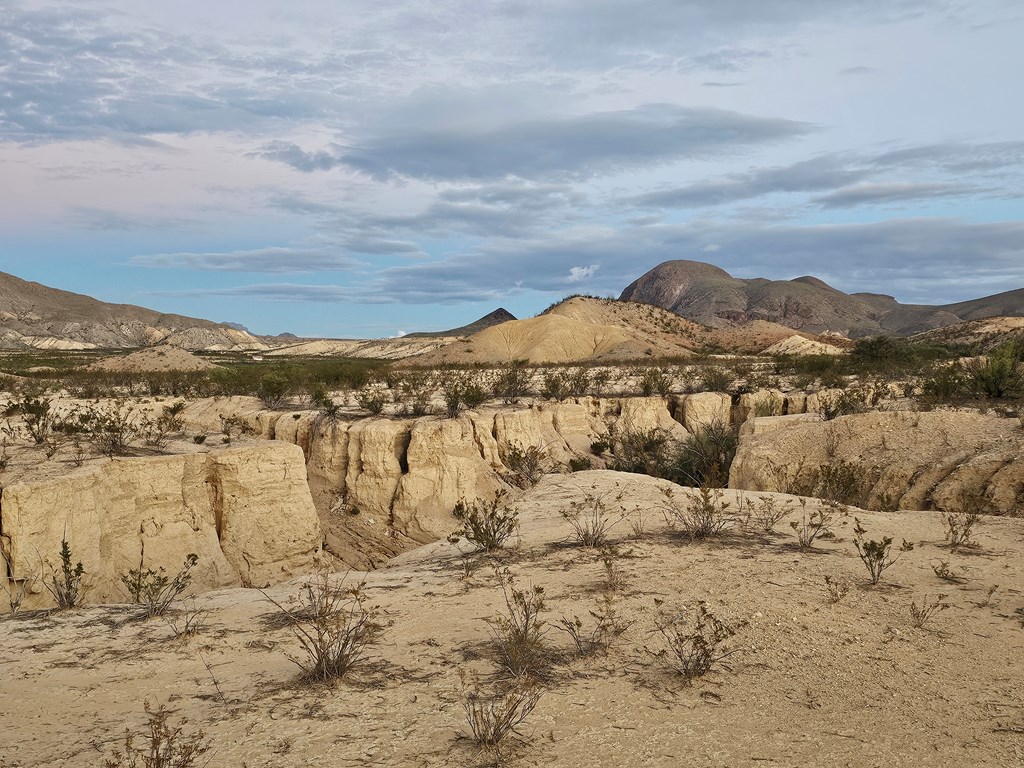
[818,390,863,421]
[103,702,210,768]
[81,402,139,457]
[608,427,673,479]
[493,360,532,404]
[442,372,488,417]
[257,372,292,409]
[356,387,388,415]
[790,500,835,550]
[941,492,986,548]
[639,366,672,396]
[699,367,734,392]
[1,553,37,617]
[459,673,542,765]
[167,598,207,640]
[654,603,737,683]
[503,444,546,488]
[450,491,518,553]
[490,569,549,680]
[853,518,909,585]
[42,536,86,610]
[563,367,592,397]
[568,456,591,472]
[120,552,199,618]
[965,341,1024,398]
[931,560,967,584]
[539,369,569,401]
[554,592,631,657]
[823,575,850,603]
[598,546,627,591]
[919,362,969,401]
[589,368,611,397]
[814,459,867,506]
[909,595,949,629]
[670,420,738,488]
[740,495,792,534]
[559,492,622,547]
[589,438,609,456]
[3,395,57,444]
[395,370,434,416]
[267,571,377,682]
[661,486,732,540]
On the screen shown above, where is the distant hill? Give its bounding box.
[405,308,516,338]
[619,260,1024,338]
[0,271,266,351]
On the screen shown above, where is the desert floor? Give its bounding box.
[1,471,1022,767]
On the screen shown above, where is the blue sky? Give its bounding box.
[2,0,1022,337]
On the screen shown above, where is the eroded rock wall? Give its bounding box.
[730,410,1024,515]
[0,443,321,610]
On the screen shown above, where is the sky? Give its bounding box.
[1,0,1023,338]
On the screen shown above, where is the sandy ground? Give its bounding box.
[1,471,1022,767]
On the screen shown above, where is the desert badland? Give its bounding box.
[1,260,1023,767]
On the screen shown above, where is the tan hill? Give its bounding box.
[266,336,455,360]
[409,296,838,365]
[619,260,1024,338]
[761,334,847,356]
[0,271,266,351]
[911,315,1024,350]
[405,307,517,338]
[86,345,222,373]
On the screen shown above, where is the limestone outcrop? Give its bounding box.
[0,443,321,610]
[730,410,1024,515]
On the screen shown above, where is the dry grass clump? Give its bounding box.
[559,491,624,547]
[909,594,949,629]
[459,671,542,767]
[489,569,549,682]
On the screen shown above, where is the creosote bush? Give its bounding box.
[554,592,631,657]
[103,702,210,768]
[853,518,910,585]
[503,444,546,488]
[459,671,542,766]
[449,491,518,553]
[823,575,851,604]
[661,486,732,540]
[266,571,378,683]
[559,492,623,547]
[121,551,199,619]
[942,498,983,549]
[671,420,739,488]
[654,602,737,683]
[489,569,549,681]
[791,500,835,550]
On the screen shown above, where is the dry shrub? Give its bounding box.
[103,702,210,768]
[661,486,733,540]
[459,671,542,766]
[450,491,518,553]
[823,575,850,604]
[790,500,835,550]
[489,569,549,681]
[909,594,949,629]
[559,492,624,547]
[554,592,631,657]
[265,571,377,683]
[653,603,737,683]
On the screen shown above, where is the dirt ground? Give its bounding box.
[1,471,1022,767]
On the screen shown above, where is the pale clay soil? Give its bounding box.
[1,472,1022,768]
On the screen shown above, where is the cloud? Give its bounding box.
[155,283,358,302]
[568,265,600,282]
[130,246,362,273]
[343,217,1024,305]
[814,182,981,208]
[333,105,813,181]
[630,142,1024,210]
[632,155,867,208]
[840,66,877,75]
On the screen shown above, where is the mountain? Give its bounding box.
[619,260,1024,337]
[405,307,517,338]
[0,271,266,351]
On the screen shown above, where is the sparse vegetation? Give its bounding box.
[853,518,909,585]
[671,420,738,488]
[459,672,542,766]
[450,492,518,553]
[823,575,851,603]
[791,501,835,550]
[489,569,549,681]
[909,594,949,629]
[661,486,733,540]
[559,492,622,547]
[42,535,86,610]
[120,551,199,618]
[103,702,210,768]
[653,602,737,683]
[266,571,378,683]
